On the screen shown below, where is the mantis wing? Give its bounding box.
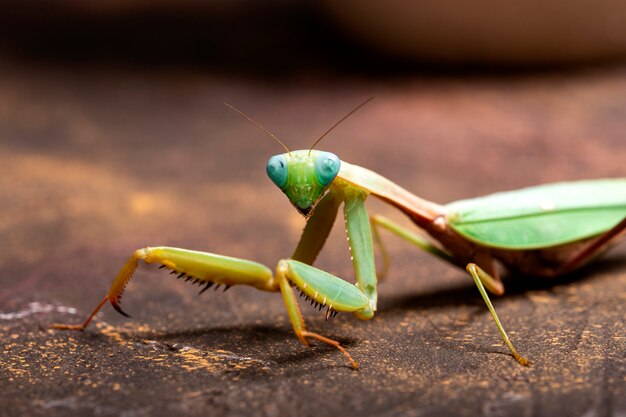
[446,179,626,250]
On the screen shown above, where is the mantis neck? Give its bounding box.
[335,161,446,228]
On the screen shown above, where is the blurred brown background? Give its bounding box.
[1,2,625,417]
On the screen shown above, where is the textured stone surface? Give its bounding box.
[1,62,625,417]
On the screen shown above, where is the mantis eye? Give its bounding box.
[314,152,341,186]
[266,155,288,189]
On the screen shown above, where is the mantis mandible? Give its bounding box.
[53,99,626,369]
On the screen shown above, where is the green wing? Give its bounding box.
[446,179,626,249]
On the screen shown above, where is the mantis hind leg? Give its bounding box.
[466,263,529,366]
[556,216,626,275]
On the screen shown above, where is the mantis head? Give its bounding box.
[225,98,372,217]
[266,150,340,217]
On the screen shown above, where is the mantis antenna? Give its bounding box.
[308,97,375,154]
[225,103,291,155]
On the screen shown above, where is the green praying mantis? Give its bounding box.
[53,99,626,369]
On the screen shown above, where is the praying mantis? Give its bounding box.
[53,99,626,369]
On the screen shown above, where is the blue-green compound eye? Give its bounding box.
[266,155,288,189]
[314,152,341,186]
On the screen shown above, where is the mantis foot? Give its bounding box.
[51,295,109,331]
[302,330,359,369]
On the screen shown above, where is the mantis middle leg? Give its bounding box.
[370,213,528,365]
[371,214,504,294]
[371,214,457,279]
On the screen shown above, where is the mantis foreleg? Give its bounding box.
[52,247,368,368]
[343,190,377,319]
[52,247,278,329]
[292,191,341,264]
[277,259,370,368]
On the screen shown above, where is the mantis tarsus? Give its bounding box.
[53,100,626,369]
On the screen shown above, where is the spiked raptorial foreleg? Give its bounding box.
[291,190,341,265]
[342,190,378,319]
[51,247,364,368]
[277,259,371,369]
[52,246,277,330]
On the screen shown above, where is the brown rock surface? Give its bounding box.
[1,62,625,416]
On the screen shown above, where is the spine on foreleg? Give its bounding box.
[107,249,147,316]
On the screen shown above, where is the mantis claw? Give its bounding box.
[110,299,131,318]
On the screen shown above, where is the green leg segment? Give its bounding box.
[370,214,523,364]
[292,188,379,321]
[52,246,278,328]
[291,191,341,265]
[52,246,368,368]
[466,263,529,366]
[370,214,456,279]
[343,191,378,319]
[278,259,370,368]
